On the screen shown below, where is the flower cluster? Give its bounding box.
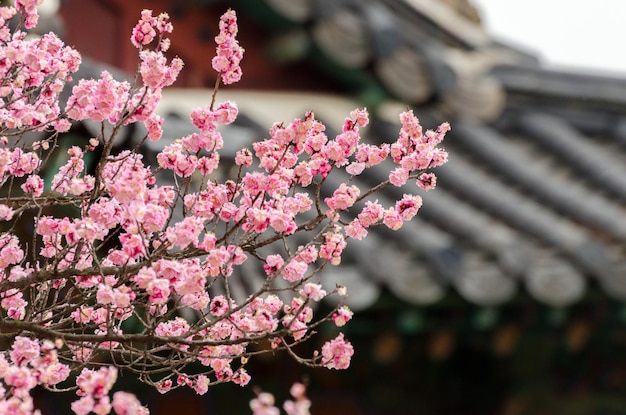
[68,9,181,142]
[389,111,449,187]
[0,24,80,132]
[131,9,173,49]
[212,9,244,84]
[15,0,43,29]
[0,338,70,414]
[0,4,448,415]
[250,382,311,415]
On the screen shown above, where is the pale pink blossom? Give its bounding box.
[0,204,13,220]
[155,317,190,338]
[345,219,367,239]
[112,391,149,415]
[232,368,251,386]
[155,379,172,394]
[396,194,423,221]
[389,167,409,187]
[281,260,307,282]
[319,230,346,265]
[264,254,284,276]
[250,392,279,415]
[193,375,210,395]
[332,306,353,327]
[146,278,170,305]
[383,208,403,230]
[284,385,311,415]
[210,295,229,316]
[20,174,43,197]
[358,200,384,227]
[9,337,39,366]
[299,283,327,301]
[71,395,95,415]
[321,333,353,370]
[324,183,360,211]
[235,148,253,167]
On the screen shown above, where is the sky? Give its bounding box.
[470,0,626,76]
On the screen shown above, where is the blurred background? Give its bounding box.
[27,0,626,414]
[472,0,626,76]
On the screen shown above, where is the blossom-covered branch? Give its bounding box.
[0,4,448,415]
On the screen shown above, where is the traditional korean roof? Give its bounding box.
[64,0,626,311]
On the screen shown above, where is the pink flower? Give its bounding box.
[264,254,284,276]
[332,306,353,327]
[112,391,148,415]
[40,362,71,386]
[399,109,423,141]
[281,260,307,282]
[250,392,280,415]
[145,114,164,141]
[299,283,327,301]
[71,395,95,415]
[355,143,389,167]
[0,234,24,268]
[357,200,384,227]
[294,245,318,264]
[9,336,40,366]
[146,279,170,305]
[345,162,365,175]
[10,148,40,177]
[324,183,360,211]
[2,289,27,320]
[396,194,423,221]
[322,140,345,163]
[235,148,253,167]
[349,107,369,128]
[166,216,204,248]
[76,367,118,399]
[389,167,408,187]
[232,368,251,386]
[383,208,403,230]
[155,379,172,394]
[319,230,346,266]
[0,204,13,221]
[93,396,112,415]
[321,333,354,370]
[157,142,199,177]
[345,219,367,239]
[21,174,43,197]
[119,233,146,259]
[429,148,449,168]
[193,375,210,395]
[71,306,94,324]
